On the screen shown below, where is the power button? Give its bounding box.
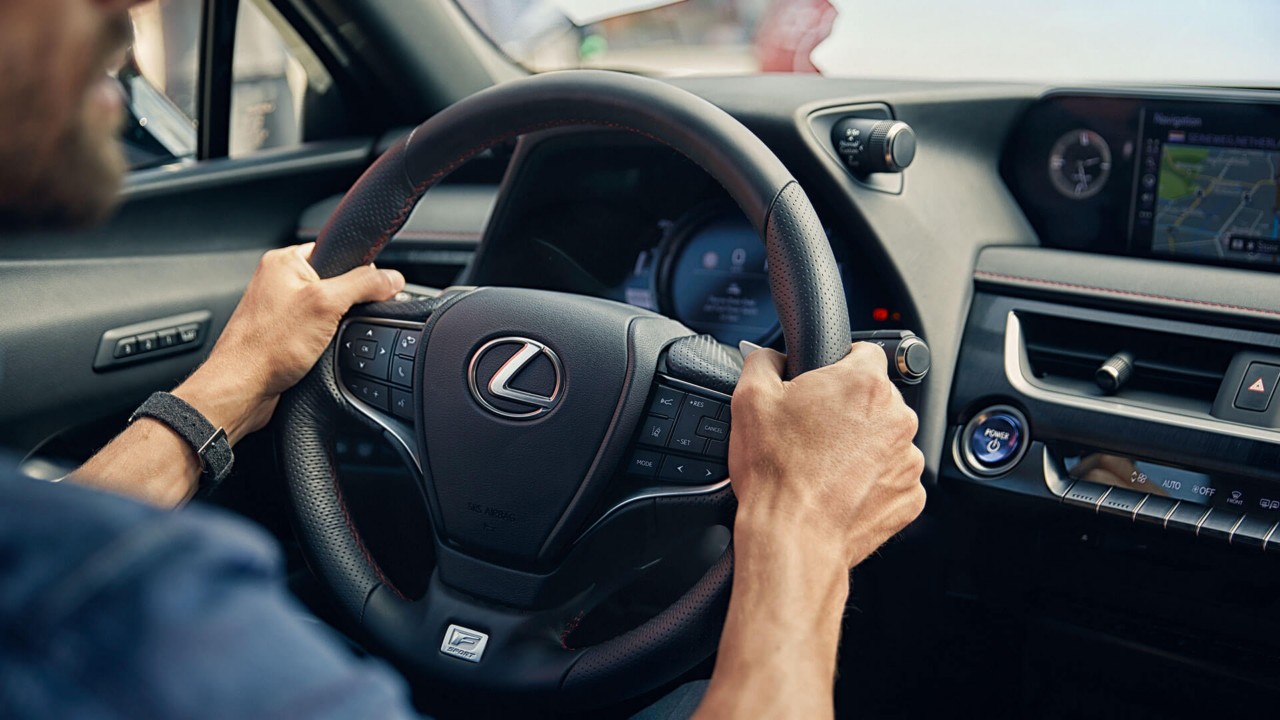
[958,405,1029,477]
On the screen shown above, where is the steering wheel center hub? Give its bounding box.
[417,287,652,567]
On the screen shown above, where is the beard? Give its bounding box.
[0,11,131,232]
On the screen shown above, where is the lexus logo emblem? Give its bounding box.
[467,337,563,419]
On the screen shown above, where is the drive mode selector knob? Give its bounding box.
[958,405,1029,477]
[831,117,917,174]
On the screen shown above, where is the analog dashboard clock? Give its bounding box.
[1049,129,1112,199]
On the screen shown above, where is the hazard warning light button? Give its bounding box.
[1234,362,1280,412]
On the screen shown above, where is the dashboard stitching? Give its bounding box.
[974,270,1280,318]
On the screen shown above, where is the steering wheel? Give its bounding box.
[278,70,850,709]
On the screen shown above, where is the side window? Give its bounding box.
[123,0,201,169]
[230,0,333,157]
[122,0,335,169]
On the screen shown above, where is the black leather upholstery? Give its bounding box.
[666,335,743,396]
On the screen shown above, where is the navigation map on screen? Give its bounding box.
[1153,141,1280,261]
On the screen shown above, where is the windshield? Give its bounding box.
[455,0,1279,87]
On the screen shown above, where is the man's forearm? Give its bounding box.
[67,367,266,507]
[695,515,851,720]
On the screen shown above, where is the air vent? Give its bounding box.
[1019,312,1235,409]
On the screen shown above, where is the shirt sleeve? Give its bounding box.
[0,469,422,720]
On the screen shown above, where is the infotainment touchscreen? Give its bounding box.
[1134,106,1280,266]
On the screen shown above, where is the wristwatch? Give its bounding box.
[130,391,235,492]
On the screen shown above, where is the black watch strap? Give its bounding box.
[130,391,234,491]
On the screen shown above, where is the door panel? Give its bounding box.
[0,140,376,458]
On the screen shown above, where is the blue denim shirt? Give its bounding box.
[0,465,417,719]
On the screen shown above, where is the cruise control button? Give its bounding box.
[719,404,731,423]
[659,456,727,484]
[391,356,414,388]
[639,416,674,447]
[648,386,685,418]
[705,439,728,460]
[669,406,708,454]
[696,417,729,441]
[626,450,663,478]
[391,389,413,421]
[669,432,707,455]
[1234,362,1280,412]
[683,395,721,420]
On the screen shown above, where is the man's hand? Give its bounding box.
[70,244,404,506]
[174,243,406,445]
[696,343,925,720]
[729,342,926,568]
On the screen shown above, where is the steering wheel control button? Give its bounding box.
[705,439,728,460]
[626,449,663,478]
[669,432,707,455]
[440,624,488,664]
[157,329,178,348]
[696,417,729,441]
[648,386,685,418]
[683,395,721,419]
[395,330,419,357]
[391,389,413,421]
[1063,481,1108,511]
[639,416,675,447]
[177,323,201,344]
[342,324,396,380]
[345,379,390,412]
[391,356,414,388]
[1098,488,1144,518]
[959,406,1028,477]
[1233,362,1280,412]
[660,456,726,484]
[1134,495,1178,526]
[669,407,710,453]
